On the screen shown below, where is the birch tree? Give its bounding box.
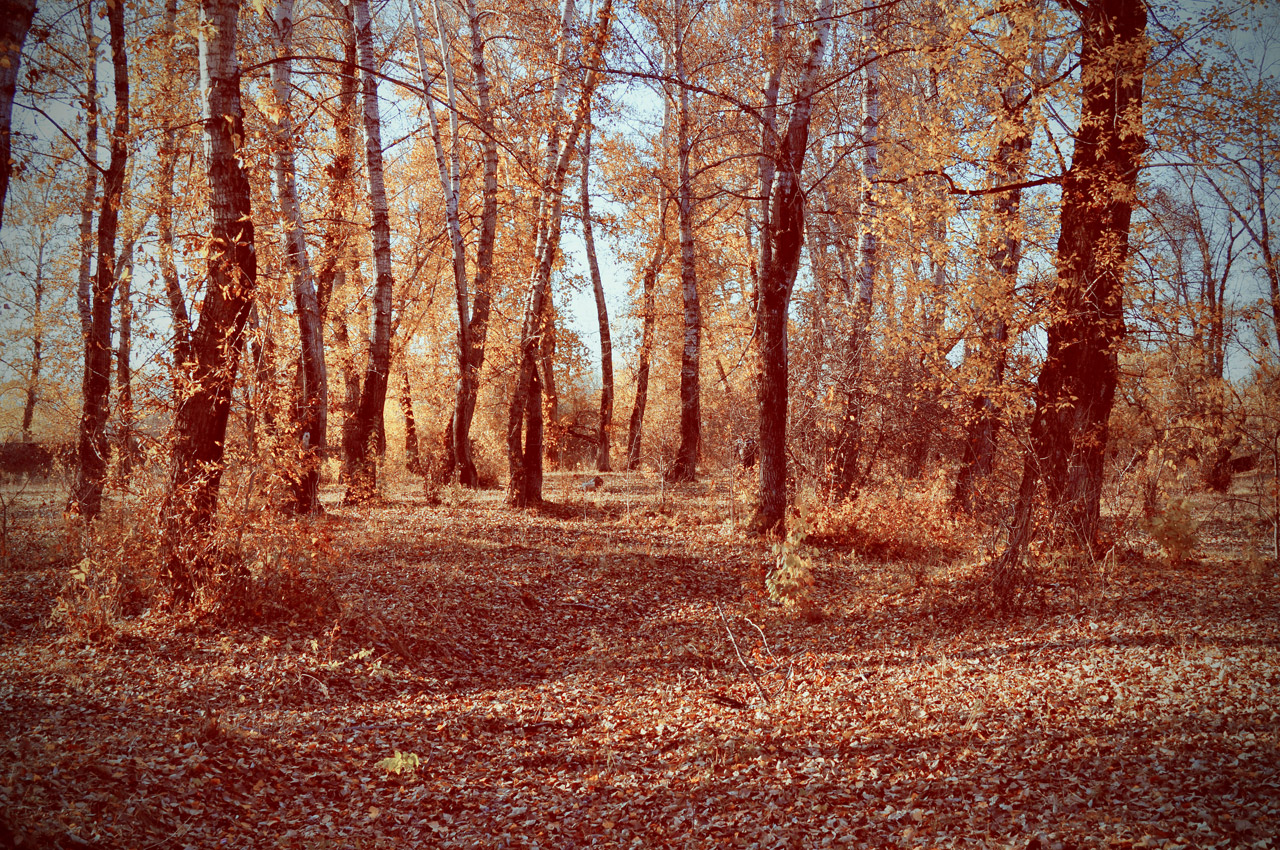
[270,0,327,513]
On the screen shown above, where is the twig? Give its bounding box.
[716,602,770,706]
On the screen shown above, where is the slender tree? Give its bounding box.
[343,0,396,503]
[581,122,614,471]
[668,0,701,483]
[69,0,128,521]
[507,0,613,505]
[271,0,327,513]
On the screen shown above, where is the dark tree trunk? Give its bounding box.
[506,0,611,507]
[626,246,660,471]
[343,0,396,504]
[160,0,258,601]
[75,0,98,343]
[952,14,1032,513]
[540,306,560,469]
[1002,0,1147,559]
[582,125,613,471]
[69,0,127,521]
[400,367,423,475]
[0,0,35,231]
[20,244,45,439]
[750,0,834,534]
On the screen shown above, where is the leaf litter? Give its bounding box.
[0,473,1277,848]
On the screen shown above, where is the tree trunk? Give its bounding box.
[156,0,191,377]
[74,0,99,343]
[626,240,662,471]
[440,0,499,487]
[1002,0,1147,559]
[400,366,423,475]
[626,52,673,472]
[343,0,396,504]
[953,11,1032,513]
[668,10,700,484]
[582,124,613,471]
[114,252,137,480]
[750,0,834,534]
[830,0,879,502]
[540,305,560,469]
[20,243,45,439]
[271,0,327,514]
[315,0,360,485]
[160,0,258,601]
[506,0,612,506]
[0,0,35,231]
[69,0,128,521]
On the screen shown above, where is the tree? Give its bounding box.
[507,0,613,506]
[1001,0,1148,563]
[750,0,835,534]
[667,0,702,483]
[952,3,1038,512]
[160,0,259,600]
[342,0,396,504]
[270,0,327,514]
[581,121,614,471]
[0,0,36,231]
[828,0,880,502]
[69,0,128,521]
[626,53,673,472]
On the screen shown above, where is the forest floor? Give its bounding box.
[0,471,1277,849]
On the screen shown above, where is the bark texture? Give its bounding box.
[750,0,834,534]
[1002,0,1147,562]
[160,0,258,600]
[343,0,396,504]
[271,0,327,514]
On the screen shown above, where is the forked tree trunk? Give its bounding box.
[0,0,35,231]
[69,0,128,521]
[581,124,613,471]
[750,0,834,535]
[271,0,327,513]
[1001,0,1147,561]
[343,0,396,504]
[160,0,258,601]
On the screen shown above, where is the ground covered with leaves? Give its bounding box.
[1,472,1277,849]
